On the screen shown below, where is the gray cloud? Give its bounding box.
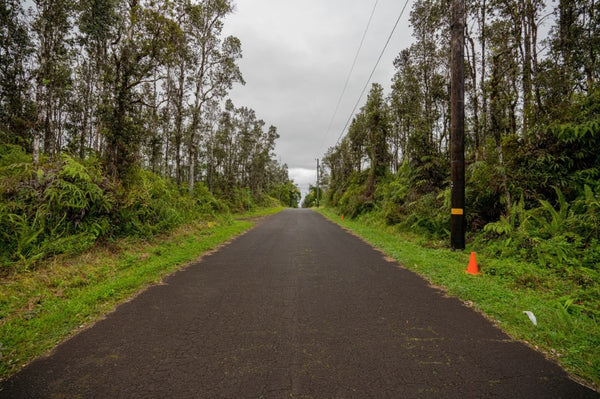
[222,0,415,185]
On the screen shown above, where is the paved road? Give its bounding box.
[1,209,597,398]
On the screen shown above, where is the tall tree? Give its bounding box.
[390,49,423,170]
[103,0,181,181]
[185,0,244,193]
[0,0,33,145]
[364,83,390,197]
[31,0,74,163]
[76,0,119,157]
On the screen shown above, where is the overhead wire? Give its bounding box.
[318,0,379,152]
[335,0,412,145]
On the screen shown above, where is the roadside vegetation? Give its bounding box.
[1,0,303,269]
[315,0,600,390]
[0,145,298,272]
[0,144,292,380]
[0,207,284,380]
[318,208,599,390]
[1,0,299,381]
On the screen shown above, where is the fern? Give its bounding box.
[484,196,529,236]
[484,215,514,235]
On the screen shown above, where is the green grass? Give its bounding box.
[317,207,600,391]
[0,211,274,380]
[232,205,285,219]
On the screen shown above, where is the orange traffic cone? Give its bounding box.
[341,214,344,220]
[466,252,480,275]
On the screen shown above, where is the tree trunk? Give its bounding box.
[174,62,185,185]
[521,0,533,135]
[33,70,44,166]
[188,98,201,194]
[480,0,488,150]
[466,31,480,159]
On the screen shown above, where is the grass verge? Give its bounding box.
[317,207,599,391]
[0,210,279,380]
[233,205,285,219]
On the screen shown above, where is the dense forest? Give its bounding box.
[0,0,300,268]
[320,0,600,295]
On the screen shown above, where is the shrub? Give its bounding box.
[338,183,372,218]
[376,163,411,225]
[192,183,228,215]
[0,153,113,267]
[480,186,600,274]
[399,190,450,238]
[115,168,184,237]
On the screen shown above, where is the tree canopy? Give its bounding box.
[323,0,600,273]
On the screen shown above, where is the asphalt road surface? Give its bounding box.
[1,209,597,398]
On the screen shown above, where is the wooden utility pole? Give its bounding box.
[451,0,466,249]
[316,158,320,208]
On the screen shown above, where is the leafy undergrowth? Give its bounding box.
[0,145,287,273]
[0,212,275,380]
[318,207,600,391]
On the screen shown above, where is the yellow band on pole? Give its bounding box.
[451,208,464,215]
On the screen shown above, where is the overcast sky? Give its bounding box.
[221,0,415,197]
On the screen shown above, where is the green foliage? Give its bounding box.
[270,181,301,208]
[213,185,278,213]
[115,168,231,238]
[44,155,113,232]
[115,168,182,237]
[363,83,390,194]
[0,147,236,270]
[0,144,30,167]
[301,184,323,209]
[0,215,255,380]
[407,136,448,195]
[550,118,600,189]
[0,152,113,266]
[335,173,373,218]
[480,186,600,279]
[285,182,302,208]
[192,183,229,215]
[377,162,411,225]
[218,186,251,212]
[327,160,450,238]
[318,207,600,389]
[466,142,510,229]
[400,190,450,238]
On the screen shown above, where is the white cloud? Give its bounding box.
[288,167,316,197]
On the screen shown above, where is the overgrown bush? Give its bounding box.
[115,169,231,237]
[0,145,232,270]
[481,187,600,275]
[0,151,112,266]
[115,168,183,237]
[218,186,257,213]
[191,183,229,215]
[376,162,411,225]
[399,190,450,238]
[330,162,449,238]
[338,185,373,219]
[466,158,506,230]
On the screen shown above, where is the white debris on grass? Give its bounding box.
[523,311,537,326]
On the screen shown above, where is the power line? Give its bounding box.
[318,0,379,152]
[335,0,412,145]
